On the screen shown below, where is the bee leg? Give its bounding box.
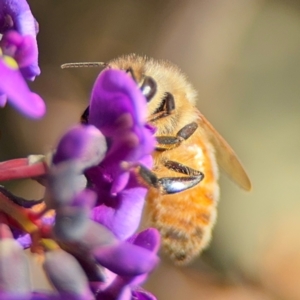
[155,122,198,151]
[164,92,175,114]
[150,93,175,122]
[137,163,204,194]
[163,160,203,176]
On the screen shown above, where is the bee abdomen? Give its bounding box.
[149,187,218,265]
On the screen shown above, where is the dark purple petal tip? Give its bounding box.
[128,228,161,253]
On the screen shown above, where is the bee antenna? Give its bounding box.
[61,62,108,69]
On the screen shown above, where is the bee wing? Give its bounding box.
[197,112,251,191]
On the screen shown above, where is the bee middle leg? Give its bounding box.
[155,122,198,151]
[137,161,204,194]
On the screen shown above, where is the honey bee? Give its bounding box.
[63,54,251,265]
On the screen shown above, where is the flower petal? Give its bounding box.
[89,69,147,135]
[43,249,94,299]
[0,0,40,79]
[90,175,147,240]
[0,93,7,107]
[1,31,38,70]
[0,59,45,118]
[54,207,117,248]
[131,289,157,300]
[52,125,107,168]
[87,68,155,180]
[93,241,158,276]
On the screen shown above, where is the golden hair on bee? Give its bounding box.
[69,54,251,265]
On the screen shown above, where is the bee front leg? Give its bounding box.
[136,163,204,195]
[156,122,198,151]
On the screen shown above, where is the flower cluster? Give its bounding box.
[0,0,45,118]
[0,1,159,299]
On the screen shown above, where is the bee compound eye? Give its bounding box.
[141,76,157,102]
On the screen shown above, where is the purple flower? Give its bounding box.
[0,0,45,118]
[0,66,159,299]
[86,69,156,240]
[0,0,40,79]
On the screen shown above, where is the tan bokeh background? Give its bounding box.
[1,0,300,299]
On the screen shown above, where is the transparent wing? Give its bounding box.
[197,112,251,191]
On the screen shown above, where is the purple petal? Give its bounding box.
[110,171,130,196]
[89,69,147,135]
[131,288,157,300]
[55,207,117,248]
[15,232,31,248]
[0,0,40,79]
[0,93,7,107]
[54,206,90,242]
[46,161,87,209]
[53,125,107,168]
[31,291,61,300]
[0,0,38,36]
[0,59,45,118]
[95,276,131,300]
[14,214,54,249]
[87,68,155,181]
[90,175,147,240]
[93,241,158,276]
[72,189,97,209]
[43,249,94,299]
[1,31,37,68]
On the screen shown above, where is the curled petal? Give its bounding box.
[54,206,90,242]
[90,177,147,240]
[52,125,107,168]
[55,207,117,249]
[0,59,45,118]
[93,241,158,276]
[43,249,94,299]
[89,69,147,135]
[63,246,106,283]
[46,161,87,209]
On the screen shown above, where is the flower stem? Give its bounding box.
[0,191,38,233]
[0,161,47,182]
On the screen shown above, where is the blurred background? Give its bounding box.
[1,0,300,299]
